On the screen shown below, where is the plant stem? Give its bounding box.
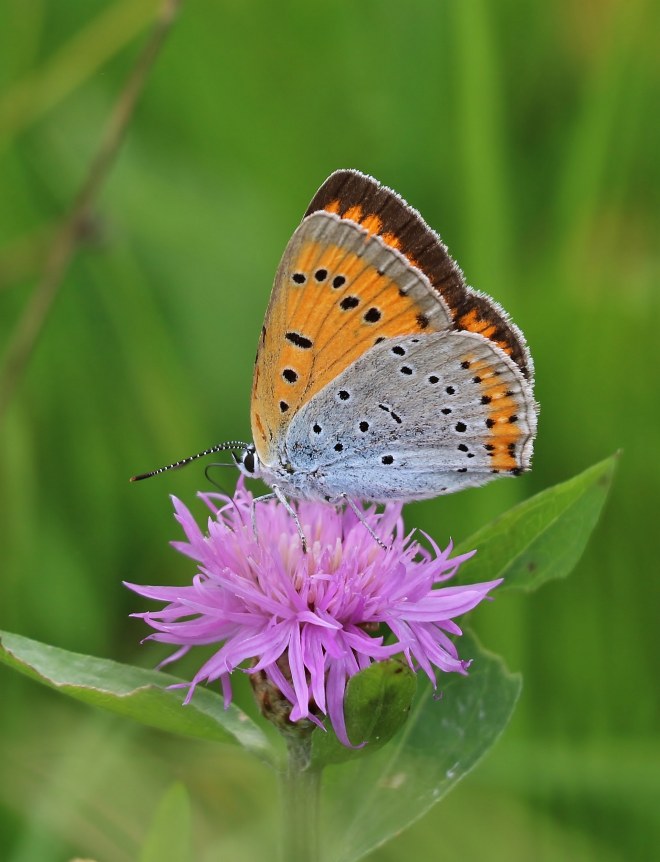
[281,734,322,862]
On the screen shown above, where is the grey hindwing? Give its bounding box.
[283,330,537,501]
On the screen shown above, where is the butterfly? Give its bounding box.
[133,170,537,518]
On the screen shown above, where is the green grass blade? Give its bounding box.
[138,782,193,862]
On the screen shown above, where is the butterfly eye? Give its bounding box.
[242,448,256,473]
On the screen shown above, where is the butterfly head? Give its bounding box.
[233,443,261,479]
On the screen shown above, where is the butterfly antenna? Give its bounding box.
[130,441,250,482]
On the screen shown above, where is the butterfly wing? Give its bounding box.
[251,209,453,466]
[285,330,537,500]
[306,169,534,380]
[251,169,537,500]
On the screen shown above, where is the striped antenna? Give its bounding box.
[130,441,250,482]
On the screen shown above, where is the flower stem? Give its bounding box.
[281,734,322,862]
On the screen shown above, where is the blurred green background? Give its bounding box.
[0,0,658,859]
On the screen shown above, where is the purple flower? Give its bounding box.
[127,480,501,747]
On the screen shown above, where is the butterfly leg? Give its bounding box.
[271,485,308,553]
[250,492,276,542]
[341,496,388,551]
[251,486,308,553]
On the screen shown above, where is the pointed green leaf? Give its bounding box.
[139,783,192,862]
[456,453,618,592]
[0,630,273,763]
[311,658,417,767]
[321,632,520,862]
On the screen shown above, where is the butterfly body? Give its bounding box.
[244,170,538,505]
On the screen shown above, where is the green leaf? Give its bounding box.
[311,658,417,767]
[455,453,619,592]
[139,782,192,862]
[0,630,273,763]
[321,632,520,862]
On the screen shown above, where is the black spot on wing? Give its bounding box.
[364,307,382,323]
[286,331,313,349]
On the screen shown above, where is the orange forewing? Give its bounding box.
[251,217,449,463]
[306,170,532,379]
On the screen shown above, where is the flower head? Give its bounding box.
[127,479,501,746]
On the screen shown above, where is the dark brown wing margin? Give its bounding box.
[305,169,531,379]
